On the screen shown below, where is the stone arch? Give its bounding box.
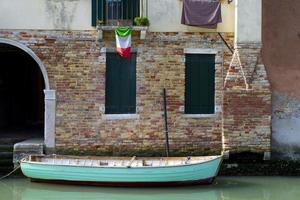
[0,38,50,90]
[0,38,56,149]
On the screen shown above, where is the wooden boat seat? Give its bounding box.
[38,155,217,168]
[142,160,152,166]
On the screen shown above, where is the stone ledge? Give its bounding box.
[183,114,217,118]
[102,114,140,120]
[100,47,139,53]
[220,160,300,176]
[184,48,219,54]
[13,138,44,166]
[234,42,262,49]
[98,25,148,31]
[97,26,148,41]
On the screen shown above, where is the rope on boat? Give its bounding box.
[0,165,21,180]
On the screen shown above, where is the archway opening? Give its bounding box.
[0,43,45,141]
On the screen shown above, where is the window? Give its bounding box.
[105,53,136,114]
[92,0,140,26]
[185,54,215,114]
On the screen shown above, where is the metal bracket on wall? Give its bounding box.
[218,33,234,55]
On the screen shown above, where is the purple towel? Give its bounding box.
[181,0,222,29]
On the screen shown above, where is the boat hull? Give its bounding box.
[31,177,215,187]
[21,156,222,187]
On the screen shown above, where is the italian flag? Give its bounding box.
[115,27,132,58]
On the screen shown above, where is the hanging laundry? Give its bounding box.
[181,0,222,29]
[115,26,132,58]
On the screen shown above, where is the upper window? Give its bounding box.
[185,54,215,114]
[92,0,140,26]
[105,52,137,114]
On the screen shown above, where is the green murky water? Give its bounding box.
[0,177,300,200]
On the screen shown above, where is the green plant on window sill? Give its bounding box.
[97,20,104,26]
[134,17,150,26]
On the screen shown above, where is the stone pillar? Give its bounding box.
[222,0,271,158]
[235,0,262,45]
[44,90,56,150]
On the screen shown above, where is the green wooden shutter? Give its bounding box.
[98,0,106,22]
[185,54,215,114]
[132,0,140,19]
[91,0,106,26]
[92,0,139,25]
[105,53,136,114]
[91,0,97,26]
[122,0,140,20]
[122,0,128,19]
[105,53,119,113]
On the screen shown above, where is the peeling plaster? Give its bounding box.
[45,0,79,30]
[272,91,300,158]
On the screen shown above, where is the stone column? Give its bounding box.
[235,0,262,45]
[44,90,56,150]
[223,0,271,159]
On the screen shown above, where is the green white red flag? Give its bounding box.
[115,27,132,58]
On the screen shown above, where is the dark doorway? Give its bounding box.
[0,44,44,140]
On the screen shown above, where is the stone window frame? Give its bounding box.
[100,47,140,120]
[0,38,56,150]
[183,48,223,118]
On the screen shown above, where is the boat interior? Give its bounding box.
[25,155,221,168]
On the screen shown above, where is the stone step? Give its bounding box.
[0,166,14,173]
[0,169,23,178]
[0,152,13,158]
[0,144,13,151]
[0,138,26,145]
[0,158,13,166]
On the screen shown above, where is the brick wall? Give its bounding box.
[223,44,272,153]
[0,30,271,155]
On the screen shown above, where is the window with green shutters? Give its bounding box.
[105,53,136,114]
[185,54,215,114]
[92,0,140,26]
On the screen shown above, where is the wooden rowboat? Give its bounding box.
[20,155,223,187]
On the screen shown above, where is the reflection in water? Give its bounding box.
[1,177,300,200]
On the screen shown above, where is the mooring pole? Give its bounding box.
[163,88,170,157]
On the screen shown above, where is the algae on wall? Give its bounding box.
[272,91,300,159]
[45,0,80,30]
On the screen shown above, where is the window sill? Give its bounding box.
[98,25,148,31]
[102,114,140,120]
[97,26,148,40]
[101,47,139,53]
[184,48,218,54]
[183,114,217,118]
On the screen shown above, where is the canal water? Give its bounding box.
[0,177,300,200]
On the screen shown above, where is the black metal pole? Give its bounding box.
[163,88,170,157]
[218,33,234,55]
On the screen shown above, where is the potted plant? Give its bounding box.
[134,17,150,26]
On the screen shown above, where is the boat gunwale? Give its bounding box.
[21,155,223,169]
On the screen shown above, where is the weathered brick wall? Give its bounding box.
[223,44,272,153]
[91,31,231,155]
[0,30,234,156]
[0,30,271,156]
